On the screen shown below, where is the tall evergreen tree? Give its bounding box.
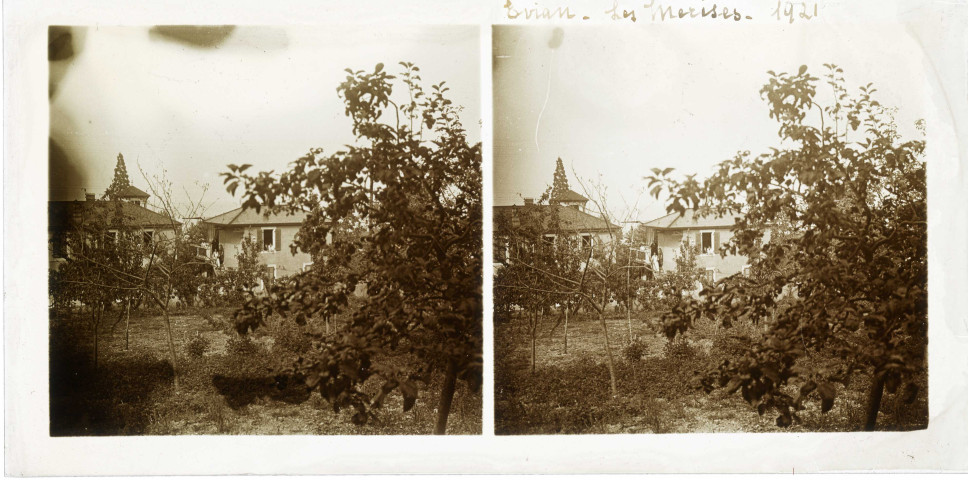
[549,157,569,203]
[104,153,131,199]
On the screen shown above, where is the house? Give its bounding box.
[48,192,181,270]
[637,208,758,282]
[492,199,621,265]
[201,206,316,280]
[554,188,592,212]
[111,185,151,207]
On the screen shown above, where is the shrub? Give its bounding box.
[664,336,697,360]
[265,315,312,355]
[186,331,211,358]
[622,338,648,363]
[226,335,261,357]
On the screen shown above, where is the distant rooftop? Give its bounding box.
[555,188,588,204]
[494,204,621,233]
[49,199,180,229]
[203,206,308,226]
[117,185,150,199]
[641,208,736,229]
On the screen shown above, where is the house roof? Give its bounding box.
[49,200,180,230]
[494,204,621,233]
[117,185,150,199]
[555,188,588,203]
[203,206,308,227]
[640,208,736,229]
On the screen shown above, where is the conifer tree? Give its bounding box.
[104,153,131,199]
[549,157,569,203]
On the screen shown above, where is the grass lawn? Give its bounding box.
[495,310,927,434]
[49,307,482,435]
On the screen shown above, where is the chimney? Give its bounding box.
[524,198,534,206]
[85,193,95,202]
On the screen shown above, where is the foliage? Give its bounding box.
[197,235,269,308]
[638,242,705,313]
[646,64,926,430]
[549,157,570,204]
[170,222,215,307]
[221,62,481,434]
[185,331,211,358]
[621,338,647,362]
[50,199,149,368]
[103,153,132,200]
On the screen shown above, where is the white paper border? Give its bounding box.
[5,0,968,475]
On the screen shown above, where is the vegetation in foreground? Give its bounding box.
[50,306,482,436]
[495,312,926,435]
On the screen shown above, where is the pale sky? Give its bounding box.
[493,24,927,224]
[49,25,481,218]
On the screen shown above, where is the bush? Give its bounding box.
[622,338,648,363]
[186,331,211,358]
[265,316,312,355]
[226,335,261,357]
[664,336,698,360]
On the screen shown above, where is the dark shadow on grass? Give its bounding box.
[211,374,312,409]
[49,326,174,436]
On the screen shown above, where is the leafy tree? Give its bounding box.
[493,201,568,372]
[134,174,212,390]
[647,65,926,430]
[222,62,481,434]
[103,153,131,200]
[549,157,570,203]
[494,181,626,396]
[51,199,147,368]
[198,235,268,308]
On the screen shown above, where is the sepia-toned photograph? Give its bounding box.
[493,24,928,434]
[47,25,482,436]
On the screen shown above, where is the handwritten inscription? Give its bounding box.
[503,0,820,23]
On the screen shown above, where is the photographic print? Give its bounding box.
[47,24,482,436]
[493,24,928,434]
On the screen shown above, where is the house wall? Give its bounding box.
[216,225,312,278]
[650,227,749,281]
[48,226,177,271]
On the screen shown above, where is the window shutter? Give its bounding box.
[695,232,700,249]
[275,228,282,251]
[714,231,721,252]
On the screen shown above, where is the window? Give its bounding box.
[700,231,714,254]
[302,262,313,272]
[580,233,593,248]
[267,264,277,279]
[494,238,508,264]
[704,267,715,283]
[106,230,118,245]
[262,228,276,251]
[542,234,556,246]
[742,265,752,277]
[143,230,154,245]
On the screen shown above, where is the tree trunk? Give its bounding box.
[434,360,458,435]
[864,373,886,431]
[125,297,130,350]
[627,263,633,343]
[626,304,632,345]
[92,306,100,372]
[599,311,618,397]
[163,309,179,390]
[530,311,537,375]
[563,307,569,355]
